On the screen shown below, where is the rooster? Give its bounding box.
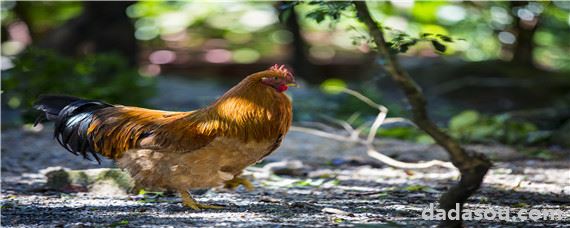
[34,65,296,210]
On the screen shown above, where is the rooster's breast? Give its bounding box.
[118,136,278,190]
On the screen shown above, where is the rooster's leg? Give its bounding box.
[179,190,223,210]
[224,176,254,191]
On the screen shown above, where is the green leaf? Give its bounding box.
[306,10,326,23]
[431,40,446,53]
[404,184,432,192]
[436,34,453,42]
[333,217,345,223]
[469,125,496,141]
[449,110,480,131]
[110,220,129,227]
[398,40,418,53]
[377,127,419,140]
[416,134,435,144]
[320,78,347,94]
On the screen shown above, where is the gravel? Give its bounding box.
[2,126,569,227]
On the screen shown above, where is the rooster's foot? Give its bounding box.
[224,176,254,191]
[180,190,223,210]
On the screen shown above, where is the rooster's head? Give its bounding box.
[259,64,297,92]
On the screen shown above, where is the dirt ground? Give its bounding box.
[1,126,569,227]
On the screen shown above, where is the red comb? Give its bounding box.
[269,64,294,79]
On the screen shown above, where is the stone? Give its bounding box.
[42,167,134,195]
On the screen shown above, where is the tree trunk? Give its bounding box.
[509,1,539,67]
[39,1,138,66]
[277,1,319,83]
[353,2,492,227]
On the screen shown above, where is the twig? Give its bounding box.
[291,88,454,170]
[342,88,383,109]
[383,117,416,127]
[366,147,455,169]
[367,105,387,144]
[290,126,356,143]
[297,121,338,132]
[320,115,356,134]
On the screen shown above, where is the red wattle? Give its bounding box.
[276,84,288,92]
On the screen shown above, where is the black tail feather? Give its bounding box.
[34,95,112,163]
[34,95,81,121]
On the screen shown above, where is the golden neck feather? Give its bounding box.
[191,77,292,142]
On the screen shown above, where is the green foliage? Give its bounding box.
[375,110,549,146]
[381,30,459,54]
[303,1,457,55]
[5,1,570,70]
[125,1,287,63]
[305,1,353,23]
[374,126,434,145]
[448,110,548,145]
[2,48,155,122]
[1,2,82,33]
[449,110,480,131]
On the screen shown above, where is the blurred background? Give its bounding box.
[2,1,570,152]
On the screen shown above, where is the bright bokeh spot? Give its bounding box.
[224,32,252,44]
[412,2,444,23]
[390,0,414,9]
[239,10,277,31]
[498,32,516,45]
[437,5,466,24]
[490,6,512,26]
[1,41,25,56]
[135,18,159,40]
[310,46,336,61]
[385,16,409,31]
[149,50,176,65]
[232,48,260,64]
[204,49,232,63]
[320,78,347,95]
[271,30,293,44]
[421,24,449,36]
[139,64,161,77]
[157,12,191,35]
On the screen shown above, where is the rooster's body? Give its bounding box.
[34,65,295,209]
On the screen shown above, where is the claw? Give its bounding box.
[180,190,223,210]
[224,176,254,191]
[183,201,224,210]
